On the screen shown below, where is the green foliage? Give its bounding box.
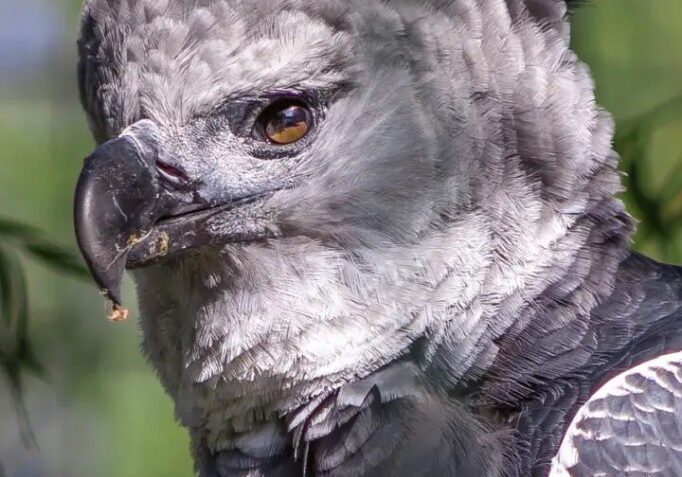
[616,98,682,262]
[0,218,87,446]
[0,220,89,280]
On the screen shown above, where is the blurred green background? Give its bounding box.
[0,1,680,476]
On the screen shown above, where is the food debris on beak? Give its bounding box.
[107,300,130,322]
[73,135,162,320]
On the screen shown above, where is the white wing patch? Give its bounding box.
[550,351,682,477]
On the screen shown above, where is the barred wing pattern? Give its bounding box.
[550,351,682,477]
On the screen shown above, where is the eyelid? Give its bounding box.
[206,89,334,156]
[215,91,310,138]
[252,90,314,120]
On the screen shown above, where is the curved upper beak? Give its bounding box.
[74,134,165,308]
[74,125,281,316]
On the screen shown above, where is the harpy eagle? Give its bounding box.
[72,0,682,475]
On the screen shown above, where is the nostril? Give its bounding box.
[156,160,190,184]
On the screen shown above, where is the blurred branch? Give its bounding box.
[0,217,88,448]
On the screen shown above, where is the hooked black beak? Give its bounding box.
[74,135,166,309]
[74,129,281,316]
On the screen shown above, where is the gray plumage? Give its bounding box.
[73,0,682,476]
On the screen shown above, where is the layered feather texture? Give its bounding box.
[76,1,681,476]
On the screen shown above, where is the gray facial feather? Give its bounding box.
[75,1,661,476]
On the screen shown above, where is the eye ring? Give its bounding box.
[256,100,313,145]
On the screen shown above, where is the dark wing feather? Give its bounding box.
[517,254,682,476]
[550,351,682,476]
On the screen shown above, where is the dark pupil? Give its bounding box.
[270,105,307,131]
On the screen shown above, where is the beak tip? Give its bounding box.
[106,300,130,322]
[73,135,159,319]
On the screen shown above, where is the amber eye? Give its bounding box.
[259,101,312,145]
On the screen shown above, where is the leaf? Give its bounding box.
[0,244,37,448]
[0,218,89,279]
[0,217,90,452]
[22,242,90,279]
[0,220,45,244]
